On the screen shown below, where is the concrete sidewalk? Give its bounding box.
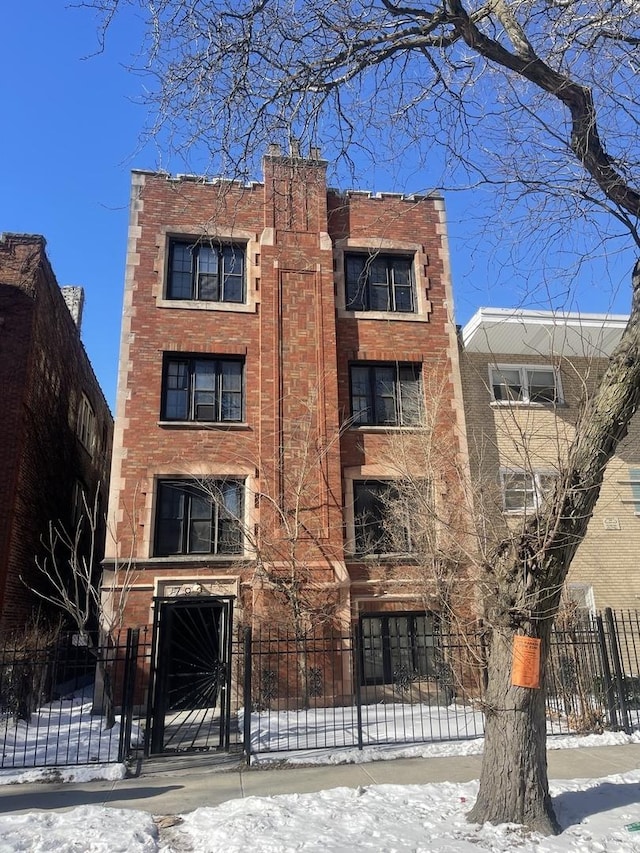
[1,744,640,817]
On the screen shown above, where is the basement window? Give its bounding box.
[360,612,438,685]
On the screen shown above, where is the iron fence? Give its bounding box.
[3,608,640,770]
[243,610,640,758]
[0,628,151,769]
[243,623,486,758]
[545,609,640,736]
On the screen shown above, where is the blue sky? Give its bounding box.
[1,1,146,410]
[1,2,635,411]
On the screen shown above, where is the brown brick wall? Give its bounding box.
[108,159,465,632]
[0,234,113,633]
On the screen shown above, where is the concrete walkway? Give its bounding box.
[1,744,640,817]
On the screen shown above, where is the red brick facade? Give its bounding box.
[0,234,113,634]
[106,152,467,634]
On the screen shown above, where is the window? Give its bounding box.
[71,480,86,526]
[501,469,555,513]
[167,240,245,302]
[76,395,96,455]
[154,479,244,556]
[490,365,560,404]
[353,480,412,555]
[345,253,415,312]
[162,357,244,422]
[360,612,438,684]
[629,467,640,514]
[565,583,595,617]
[350,363,422,426]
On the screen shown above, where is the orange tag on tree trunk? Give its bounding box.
[511,635,541,688]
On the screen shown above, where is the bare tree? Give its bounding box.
[91,0,640,832]
[24,486,137,728]
[359,367,478,611]
[186,393,345,707]
[362,370,488,710]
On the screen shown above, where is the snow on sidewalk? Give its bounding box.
[3,771,640,851]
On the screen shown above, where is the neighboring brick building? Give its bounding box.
[0,234,113,634]
[460,307,639,613]
[105,148,469,680]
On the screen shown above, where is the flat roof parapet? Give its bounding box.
[330,189,442,202]
[462,307,629,358]
[130,168,441,200]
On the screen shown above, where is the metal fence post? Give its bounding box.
[243,627,253,765]
[595,613,619,730]
[222,599,235,750]
[118,628,140,763]
[605,608,632,734]
[353,623,364,751]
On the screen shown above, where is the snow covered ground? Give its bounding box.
[3,769,640,851]
[1,695,638,781]
[1,697,483,780]
[246,700,485,755]
[1,696,486,774]
[0,690,143,784]
[0,696,122,768]
[3,697,640,850]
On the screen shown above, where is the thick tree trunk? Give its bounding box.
[468,617,559,833]
[89,632,116,730]
[469,260,640,832]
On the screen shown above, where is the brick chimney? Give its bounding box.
[262,143,328,234]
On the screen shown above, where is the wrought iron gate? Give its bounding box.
[147,596,234,755]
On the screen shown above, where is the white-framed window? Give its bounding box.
[628,467,640,515]
[76,394,97,456]
[565,583,595,616]
[501,469,555,513]
[490,364,562,404]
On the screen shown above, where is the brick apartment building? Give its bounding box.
[105,148,469,688]
[460,307,640,614]
[0,233,113,634]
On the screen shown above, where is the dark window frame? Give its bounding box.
[353,480,413,555]
[350,362,422,426]
[167,239,246,303]
[345,253,415,313]
[359,611,439,685]
[161,355,244,423]
[154,478,244,557]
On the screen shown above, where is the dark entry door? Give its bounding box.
[148,596,234,755]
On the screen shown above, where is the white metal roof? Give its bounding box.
[461,308,629,358]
